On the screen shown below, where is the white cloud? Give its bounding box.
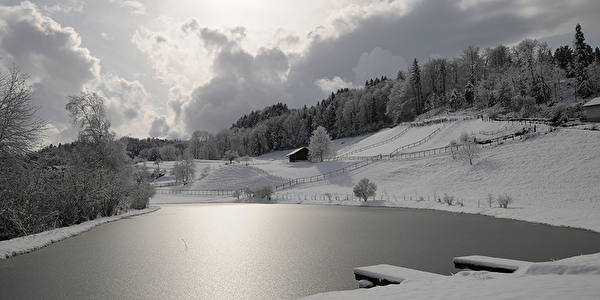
[100,32,113,40]
[101,73,166,138]
[308,0,418,41]
[315,76,354,93]
[109,0,145,15]
[133,18,294,135]
[6,0,597,142]
[352,47,407,84]
[40,0,84,16]
[132,18,215,88]
[0,1,101,144]
[148,116,170,138]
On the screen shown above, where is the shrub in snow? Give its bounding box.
[244,187,254,198]
[129,183,155,210]
[443,193,455,205]
[232,189,242,199]
[253,184,274,200]
[546,103,570,126]
[497,193,513,208]
[324,193,332,201]
[353,178,377,201]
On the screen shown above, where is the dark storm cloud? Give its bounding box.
[149,115,170,138]
[283,0,600,106]
[0,2,101,142]
[178,26,292,133]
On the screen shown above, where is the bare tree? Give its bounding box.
[0,67,48,238]
[65,91,112,145]
[65,91,139,217]
[186,130,210,159]
[0,67,47,157]
[457,132,479,165]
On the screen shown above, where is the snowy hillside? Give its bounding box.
[153,118,600,234]
[265,120,600,232]
[149,118,600,299]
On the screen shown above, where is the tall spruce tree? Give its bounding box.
[410,58,423,115]
[573,23,593,97]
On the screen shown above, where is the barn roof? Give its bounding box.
[286,147,309,157]
[583,97,600,107]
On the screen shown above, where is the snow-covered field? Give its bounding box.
[2,118,600,299]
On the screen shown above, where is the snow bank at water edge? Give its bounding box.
[0,206,160,259]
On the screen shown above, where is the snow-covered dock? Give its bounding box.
[453,255,532,273]
[354,255,533,288]
[353,264,446,286]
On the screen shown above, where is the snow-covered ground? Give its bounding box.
[2,117,599,299]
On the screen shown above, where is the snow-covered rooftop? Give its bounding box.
[286,146,309,156]
[583,97,600,107]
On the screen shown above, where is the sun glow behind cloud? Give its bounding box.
[1,0,599,144]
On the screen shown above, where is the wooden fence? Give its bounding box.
[336,126,411,158]
[155,189,236,196]
[389,128,441,157]
[335,117,460,158]
[276,156,381,190]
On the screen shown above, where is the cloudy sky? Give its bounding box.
[1,0,599,144]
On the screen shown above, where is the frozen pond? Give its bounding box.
[1,203,600,299]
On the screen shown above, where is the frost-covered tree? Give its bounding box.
[66,91,151,217]
[386,73,417,123]
[0,67,47,158]
[159,145,180,161]
[223,149,239,164]
[0,67,49,238]
[308,126,335,162]
[353,178,377,201]
[462,45,482,83]
[464,81,475,106]
[172,157,196,183]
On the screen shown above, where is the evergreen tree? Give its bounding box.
[554,45,574,75]
[410,58,423,115]
[573,23,593,97]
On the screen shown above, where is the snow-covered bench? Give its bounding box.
[453,255,532,273]
[354,264,446,287]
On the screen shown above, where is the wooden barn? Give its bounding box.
[286,147,309,162]
[584,98,600,122]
